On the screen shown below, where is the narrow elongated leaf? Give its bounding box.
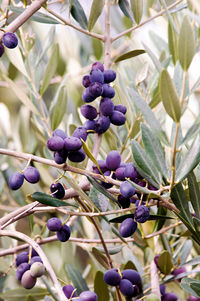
[127,179,160,195]
[171,183,194,230]
[87,176,119,205]
[181,122,200,146]
[6,47,29,78]
[168,21,178,65]
[141,123,170,179]
[158,250,174,275]
[51,86,67,130]
[71,0,88,29]
[188,172,200,219]
[159,69,181,122]
[92,247,110,269]
[89,186,109,212]
[96,245,123,255]
[115,49,145,63]
[178,16,195,71]
[118,0,133,20]
[149,85,161,109]
[132,139,162,188]
[143,43,162,72]
[182,256,200,267]
[81,139,104,176]
[94,271,110,301]
[10,5,60,24]
[3,75,40,116]
[40,44,59,96]
[88,0,104,31]
[130,0,143,24]
[129,89,169,145]
[65,264,89,295]
[153,207,167,232]
[190,283,200,297]
[176,136,200,182]
[30,192,77,207]
[181,278,200,298]
[92,37,103,60]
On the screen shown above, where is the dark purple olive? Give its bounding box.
[103,69,116,83]
[47,136,64,151]
[160,284,166,296]
[120,181,135,198]
[117,195,130,209]
[47,217,62,232]
[82,87,95,103]
[82,75,91,88]
[79,290,98,301]
[110,111,126,126]
[115,167,126,181]
[68,148,86,163]
[119,218,137,238]
[63,284,77,298]
[172,266,187,281]
[103,268,121,286]
[99,98,114,116]
[134,205,150,223]
[163,293,178,301]
[72,127,88,141]
[102,84,115,98]
[23,166,40,184]
[56,224,71,242]
[9,172,24,190]
[52,129,67,140]
[93,160,108,174]
[64,137,82,151]
[94,116,110,134]
[92,61,104,72]
[16,263,30,281]
[30,256,43,265]
[101,170,113,189]
[89,82,103,98]
[80,104,98,120]
[83,120,96,131]
[54,149,68,164]
[124,163,139,181]
[122,269,141,285]
[16,252,29,267]
[114,104,127,115]
[106,151,121,171]
[119,279,135,298]
[50,182,65,199]
[2,32,18,49]
[90,69,104,84]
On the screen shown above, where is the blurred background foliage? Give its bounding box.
[0,0,200,300]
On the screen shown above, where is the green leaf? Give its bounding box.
[190,283,200,297]
[181,278,200,298]
[91,247,110,269]
[71,0,88,29]
[171,183,194,230]
[188,171,200,219]
[89,186,109,212]
[159,69,181,122]
[50,86,67,130]
[130,0,143,24]
[114,49,145,63]
[96,245,123,255]
[149,85,161,109]
[87,176,119,205]
[141,123,170,180]
[5,47,29,78]
[131,139,162,188]
[9,5,60,24]
[30,192,77,207]
[118,0,133,20]
[92,37,103,60]
[153,207,167,232]
[109,214,173,223]
[129,88,169,145]
[0,287,49,301]
[65,264,89,295]
[182,256,200,267]
[176,136,200,182]
[3,75,40,116]
[181,121,200,146]
[40,44,59,96]
[94,271,110,301]
[168,21,178,65]
[88,0,104,31]
[178,16,195,71]
[157,250,174,275]
[81,139,104,176]
[126,179,160,195]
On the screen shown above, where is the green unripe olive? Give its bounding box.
[30,262,45,278]
[146,294,160,301]
[21,270,36,289]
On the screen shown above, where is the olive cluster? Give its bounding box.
[47,217,71,242]
[104,268,142,298]
[62,284,97,300]
[81,61,126,134]
[8,166,40,190]
[0,32,18,57]
[15,248,45,289]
